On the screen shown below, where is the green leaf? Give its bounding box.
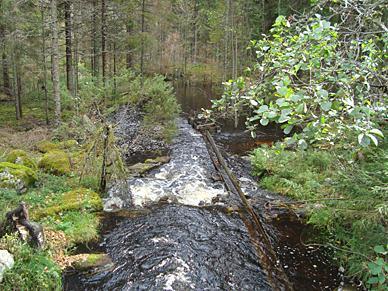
[260,118,269,126]
[376,258,385,266]
[366,134,378,146]
[320,101,332,111]
[358,134,370,147]
[374,245,387,255]
[277,86,288,96]
[296,103,306,113]
[368,262,382,275]
[250,99,258,106]
[317,88,328,98]
[257,105,269,114]
[367,277,379,284]
[298,139,308,150]
[268,111,278,119]
[249,115,261,122]
[284,125,294,135]
[370,129,384,138]
[278,115,290,123]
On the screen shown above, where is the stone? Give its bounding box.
[6,149,37,170]
[0,250,14,283]
[38,150,71,175]
[0,162,38,192]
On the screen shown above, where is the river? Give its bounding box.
[63,81,343,291]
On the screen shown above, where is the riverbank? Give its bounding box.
[250,142,387,288]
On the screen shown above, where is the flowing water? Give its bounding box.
[64,81,343,290]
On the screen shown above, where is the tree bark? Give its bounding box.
[140,0,145,77]
[51,0,61,125]
[64,0,74,94]
[101,0,107,88]
[126,21,133,69]
[91,0,99,78]
[41,4,49,125]
[0,0,11,96]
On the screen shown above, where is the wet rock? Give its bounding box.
[127,156,171,177]
[0,250,14,283]
[71,253,112,271]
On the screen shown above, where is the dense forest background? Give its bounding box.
[0,0,310,125]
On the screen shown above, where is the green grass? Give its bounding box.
[0,234,61,291]
[251,142,387,287]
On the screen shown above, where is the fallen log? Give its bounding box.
[204,130,293,291]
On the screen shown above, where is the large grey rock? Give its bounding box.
[0,250,14,282]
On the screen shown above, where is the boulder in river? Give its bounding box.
[0,250,14,283]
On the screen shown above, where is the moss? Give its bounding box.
[36,140,60,153]
[32,188,102,220]
[59,140,79,150]
[0,162,37,188]
[72,253,111,270]
[38,150,71,175]
[6,149,37,170]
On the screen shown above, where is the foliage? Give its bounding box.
[0,235,61,291]
[367,245,387,290]
[211,1,387,149]
[38,150,71,175]
[251,141,387,286]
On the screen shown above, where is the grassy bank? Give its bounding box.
[251,142,387,288]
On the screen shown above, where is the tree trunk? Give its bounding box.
[51,0,61,125]
[0,0,11,96]
[91,0,99,79]
[64,0,74,94]
[41,4,49,125]
[101,0,107,88]
[126,21,133,69]
[140,0,145,77]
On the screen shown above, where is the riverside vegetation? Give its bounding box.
[210,0,387,289]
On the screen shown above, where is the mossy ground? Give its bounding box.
[0,134,102,289]
[251,142,387,285]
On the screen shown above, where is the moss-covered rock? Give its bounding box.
[6,150,37,170]
[0,162,37,191]
[71,253,112,271]
[38,150,71,175]
[128,156,170,176]
[32,188,102,219]
[36,141,60,153]
[59,140,79,150]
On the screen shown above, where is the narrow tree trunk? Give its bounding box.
[51,0,61,125]
[101,0,106,88]
[41,5,49,125]
[140,0,145,78]
[91,0,99,78]
[126,21,133,69]
[0,0,11,96]
[193,0,199,64]
[113,41,117,95]
[64,0,74,94]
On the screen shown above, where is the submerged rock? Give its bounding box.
[0,250,14,283]
[71,253,112,271]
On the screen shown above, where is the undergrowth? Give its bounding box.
[251,141,387,288]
